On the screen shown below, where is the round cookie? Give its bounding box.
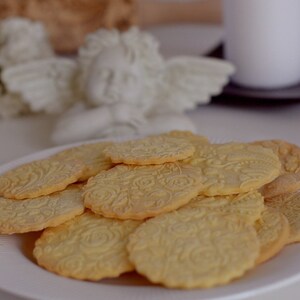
[0,158,85,199]
[84,162,203,220]
[52,142,114,181]
[127,208,259,289]
[265,190,300,244]
[252,140,300,174]
[186,143,281,196]
[183,191,264,224]
[262,172,300,199]
[103,136,195,165]
[33,212,141,281]
[159,130,210,146]
[255,207,290,264]
[0,185,84,234]
[253,140,300,198]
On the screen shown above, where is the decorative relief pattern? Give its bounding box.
[127,208,259,289]
[252,140,300,174]
[185,143,281,195]
[255,207,289,264]
[103,136,195,165]
[0,185,84,234]
[33,211,141,280]
[266,190,300,244]
[83,162,203,220]
[0,158,85,199]
[253,140,300,198]
[52,142,114,181]
[183,191,264,224]
[158,130,210,146]
[261,172,300,199]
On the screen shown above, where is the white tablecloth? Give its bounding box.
[0,24,300,300]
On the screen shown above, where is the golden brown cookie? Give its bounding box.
[0,185,84,234]
[252,140,300,174]
[255,207,289,264]
[159,130,210,146]
[265,190,300,244]
[33,211,141,281]
[182,191,264,224]
[186,143,281,196]
[84,162,203,220]
[0,158,85,199]
[52,142,114,181]
[127,208,259,289]
[103,136,195,165]
[261,173,300,199]
[253,140,300,198]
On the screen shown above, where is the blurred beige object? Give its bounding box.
[138,0,222,26]
[0,0,137,53]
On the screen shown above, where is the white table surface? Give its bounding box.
[0,24,300,300]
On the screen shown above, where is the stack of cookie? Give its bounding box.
[0,131,299,289]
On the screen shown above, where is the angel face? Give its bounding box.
[85,45,144,106]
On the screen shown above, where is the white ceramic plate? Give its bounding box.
[1,140,300,300]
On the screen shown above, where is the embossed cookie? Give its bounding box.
[103,136,195,165]
[262,173,300,199]
[182,191,264,224]
[160,130,210,146]
[84,162,203,220]
[0,185,84,234]
[33,211,141,281]
[0,159,85,199]
[265,190,300,244]
[255,207,289,264]
[252,140,300,174]
[186,143,281,196]
[252,140,300,198]
[52,142,114,181]
[127,208,259,289]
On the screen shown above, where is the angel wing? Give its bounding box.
[153,56,235,114]
[1,58,78,114]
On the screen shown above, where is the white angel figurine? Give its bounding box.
[0,17,53,68]
[0,17,78,116]
[51,27,235,144]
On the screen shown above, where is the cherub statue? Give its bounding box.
[50,27,234,144]
[1,25,234,142]
[0,17,77,117]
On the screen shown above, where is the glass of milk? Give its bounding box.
[223,0,300,89]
